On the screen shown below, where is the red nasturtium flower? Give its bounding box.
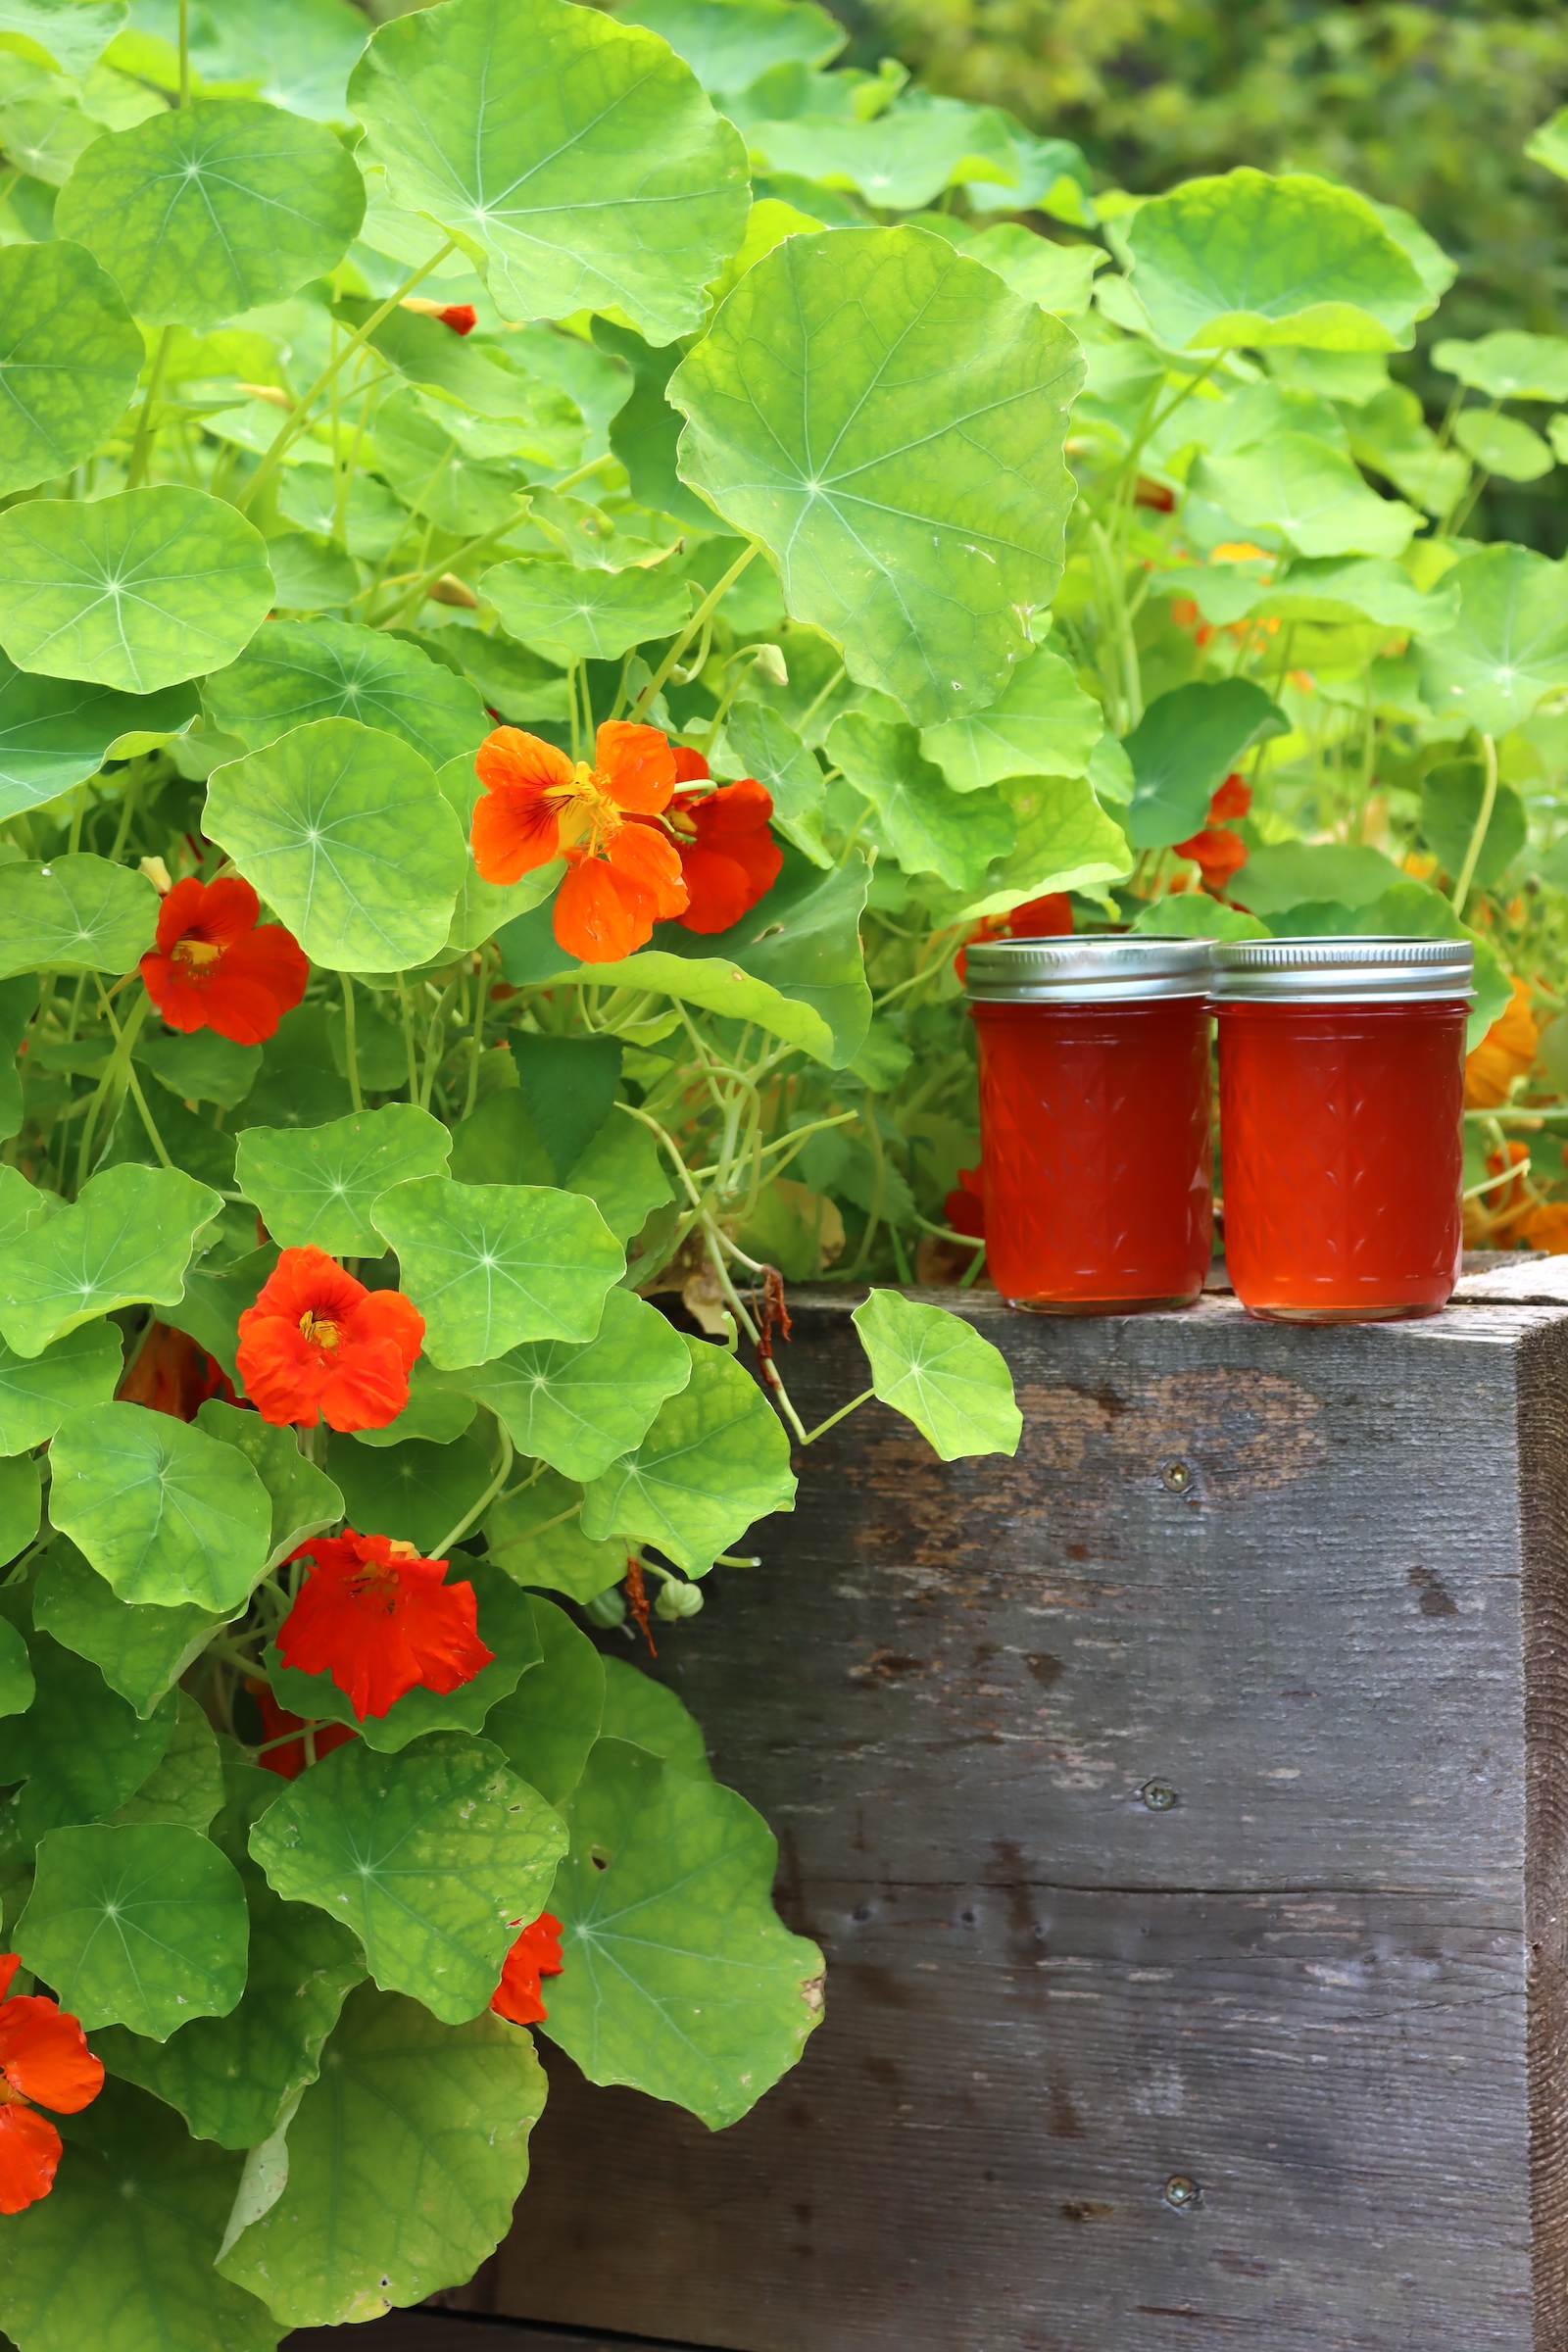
[490,1912,564,2026]
[402,295,478,335]
[119,1321,235,1420]
[944,1164,986,1241]
[247,1678,359,1781]
[139,876,308,1047]
[471,721,690,960]
[1173,773,1254,896]
[954,890,1072,983]
[662,748,783,934]
[276,1532,494,1719]
[236,1246,424,1432]
[0,1954,104,2215]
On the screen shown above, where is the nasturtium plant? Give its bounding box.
[1,0,1559,2333]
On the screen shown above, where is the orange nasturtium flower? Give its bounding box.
[139,876,309,1046]
[662,748,783,934]
[236,1246,424,1432]
[490,1912,565,2026]
[1173,825,1250,894]
[471,721,690,960]
[247,1678,359,1780]
[1464,976,1538,1109]
[0,1953,104,2215]
[276,1532,494,1720]
[119,1321,234,1420]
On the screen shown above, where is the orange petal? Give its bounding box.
[471,787,564,885]
[474,727,574,798]
[595,721,676,815]
[554,859,657,961]
[607,821,689,919]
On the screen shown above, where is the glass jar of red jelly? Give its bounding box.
[1210,936,1475,1323]
[965,936,1214,1313]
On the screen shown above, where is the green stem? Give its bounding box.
[374,509,526,632]
[397,974,420,1103]
[340,973,363,1112]
[848,1112,888,1276]
[177,0,190,103]
[433,1425,514,1556]
[126,326,175,491]
[464,952,487,1119]
[800,1388,875,1445]
[96,981,173,1170]
[631,542,759,719]
[76,985,153,1187]
[236,244,460,514]
[1452,731,1497,916]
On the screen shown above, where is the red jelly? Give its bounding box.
[1212,937,1474,1322]
[965,937,1213,1312]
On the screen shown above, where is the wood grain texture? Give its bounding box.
[481,1294,1568,2352]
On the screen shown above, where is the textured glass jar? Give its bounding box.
[965,937,1214,1314]
[1211,937,1474,1324]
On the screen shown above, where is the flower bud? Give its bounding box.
[584,1584,627,1628]
[750,642,788,687]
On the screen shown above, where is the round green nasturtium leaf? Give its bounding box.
[1433,330,1568,404]
[435,1288,692,1483]
[264,1554,542,1754]
[0,2078,271,2352]
[49,1400,273,1612]
[249,1730,567,2023]
[0,485,274,693]
[0,1611,33,1719]
[0,0,125,78]
[136,1027,262,1112]
[747,102,1017,217]
[349,0,750,342]
[543,1737,823,2129]
[919,644,1104,794]
[0,239,144,498]
[482,1594,605,1807]
[0,1447,39,1567]
[852,1288,1021,1461]
[826,710,1013,890]
[108,1690,224,1832]
[0,1318,120,1452]
[485,1463,627,1603]
[671,226,1083,726]
[1416,544,1568,736]
[32,1538,228,1719]
[265,527,361,612]
[325,1428,494,1558]
[1452,408,1554,484]
[0,1163,220,1358]
[370,1174,623,1368]
[203,615,489,768]
[194,1397,344,1571]
[0,851,157,979]
[580,1333,796,1574]
[956,772,1130,923]
[1420,759,1528,894]
[598,1656,712,1781]
[1123,678,1288,852]
[235,1103,453,1259]
[1125,169,1431,352]
[0,658,198,818]
[95,1863,365,2150]
[0,1629,175,1852]
[55,96,367,328]
[218,1983,546,2329]
[1193,436,1417,559]
[482,559,694,662]
[17,1821,249,2037]
[621,0,844,92]
[184,0,370,120]
[719,698,829,863]
[348,1362,477,1451]
[204,716,466,972]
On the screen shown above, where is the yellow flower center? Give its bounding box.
[298,1311,340,1350]
[172,937,223,974]
[549,762,623,859]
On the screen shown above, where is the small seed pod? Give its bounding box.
[584,1585,628,1629]
[654,1579,705,1623]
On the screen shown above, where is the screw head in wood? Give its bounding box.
[1139,1779,1177,1811]
[1159,1457,1194,1494]
[1164,2175,1200,2210]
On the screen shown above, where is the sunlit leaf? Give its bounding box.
[0,486,273,693]
[55,96,367,328]
[218,1983,545,2328]
[919,644,1103,793]
[204,616,488,768]
[350,0,750,342]
[744,99,1017,215]
[436,1288,692,1482]
[0,239,143,499]
[671,225,1082,725]
[250,1730,566,2023]
[0,1162,219,1357]
[543,1737,822,2128]
[0,851,157,979]
[718,698,828,862]
[17,1820,248,2037]
[580,1333,795,1574]
[1415,544,1568,735]
[1126,169,1431,350]
[370,1174,622,1367]
[598,1656,712,1780]
[1452,409,1553,484]
[621,0,843,93]
[1433,330,1568,403]
[1151,553,1458,633]
[204,716,466,972]
[482,560,694,663]
[49,1400,271,1616]
[852,1289,1020,1461]
[827,710,1013,887]
[235,1104,452,1259]
[1194,436,1418,558]
[0,0,124,77]
[956,773,1130,920]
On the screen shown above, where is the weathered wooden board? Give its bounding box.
[474,1290,1568,2352]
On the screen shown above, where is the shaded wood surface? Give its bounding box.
[473,1293,1568,2350]
[284,2316,692,2350]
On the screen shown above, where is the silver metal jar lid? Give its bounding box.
[963,935,1213,1003]
[1208,935,1474,1003]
